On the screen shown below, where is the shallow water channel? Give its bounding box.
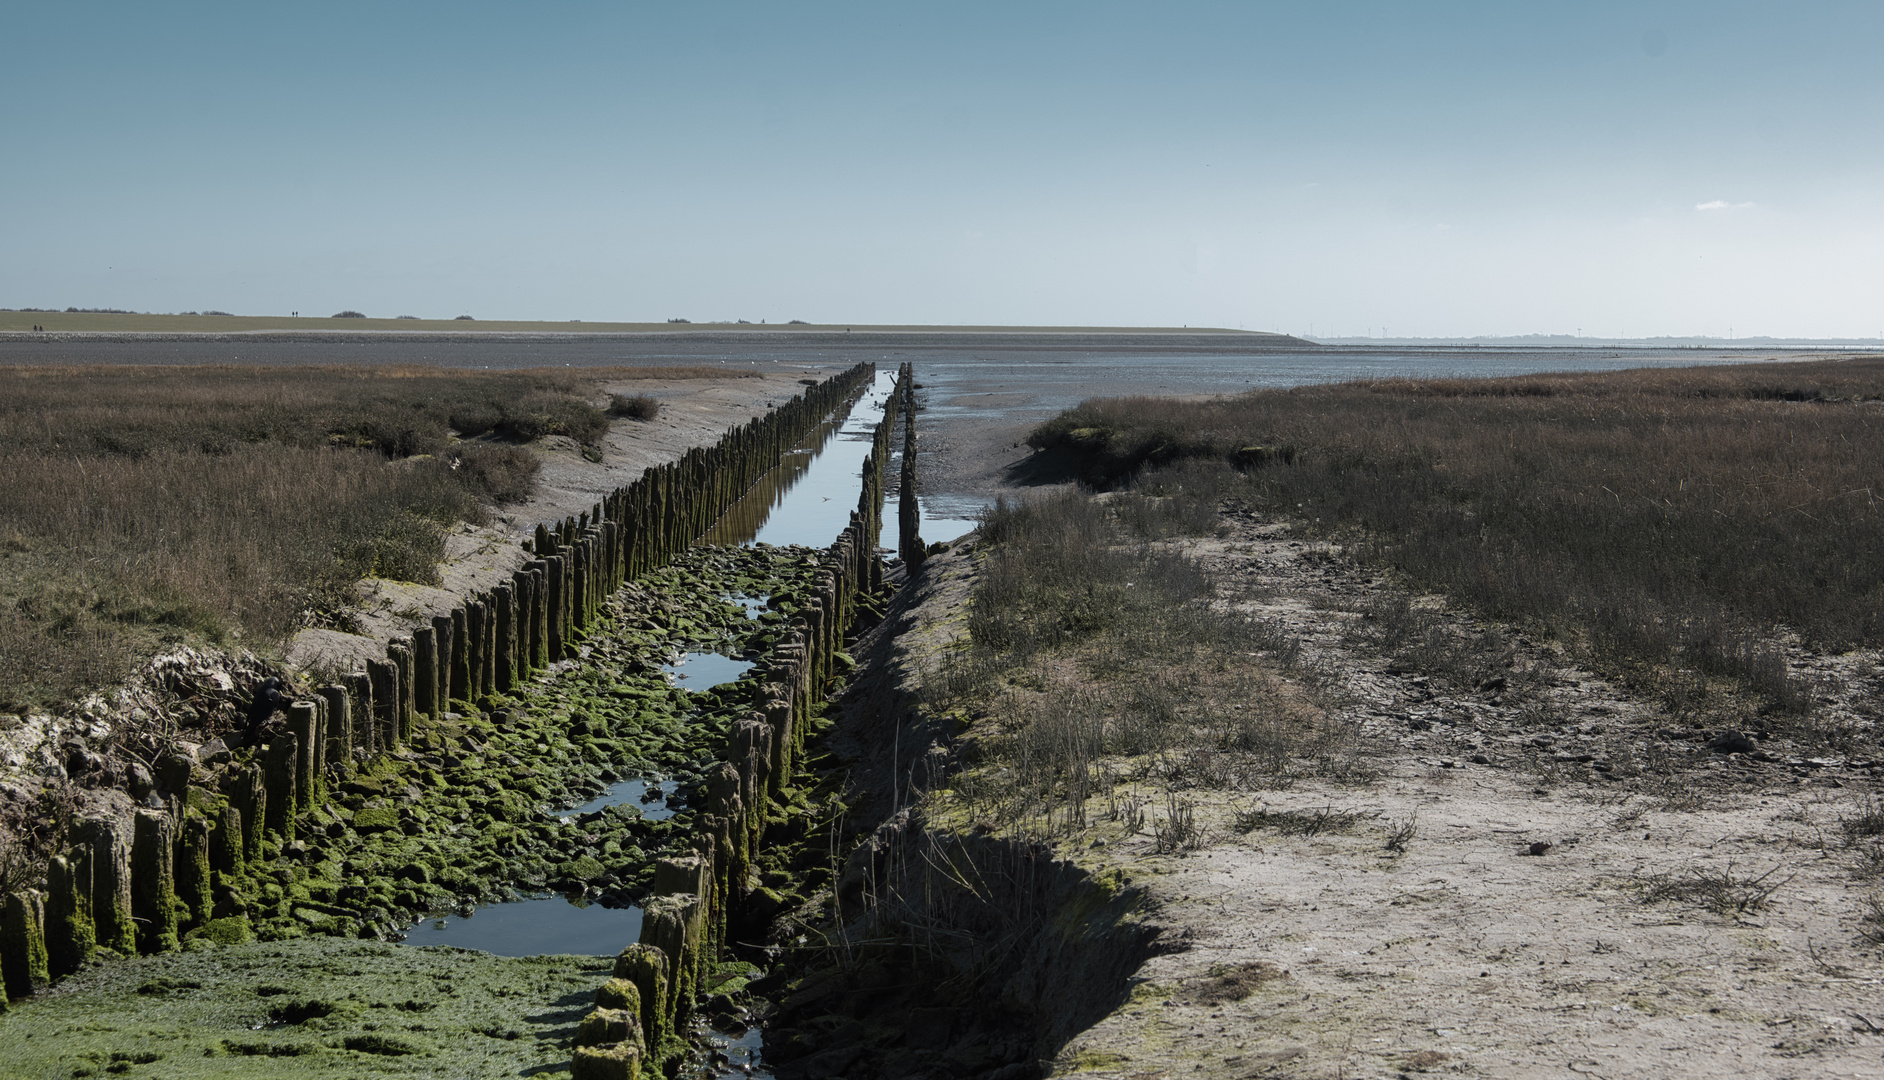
[397,370,900,1075]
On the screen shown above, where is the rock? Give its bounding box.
[126,762,156,800]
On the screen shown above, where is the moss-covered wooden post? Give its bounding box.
[512,569,537,675]
[410,625,436,720]
[319,683,351,771]
[262,733,298,841]
[212,804,244,874]
[174,814,212,931]
[286,701,320,811]
[346,671,376,758]
[388,641,415,743]
[494,584,515,692]
[526,562,549,669]
[479,592,497,695]
[449,606,471,703]
[366,659,398,752]
[45,851,94,978]
[230,763,266,862]
[1,890,50,996]
[462,599,484,699]
[571,542,589,631]
[78,817,136,957]
[545,556,566,660]
[612,943,670,1062]
[431,613,455,709]
[130,810,178,954]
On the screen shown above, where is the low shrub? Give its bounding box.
[607,393,661,421]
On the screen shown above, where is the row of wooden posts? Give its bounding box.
[569,363,920,1079]
[0,364,879,1008]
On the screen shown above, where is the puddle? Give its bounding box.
[699,1021,770,1079]
[701,369,900,548]
[560,777,674,821]
[662,652,755,689]
[398,895,643,957]
[915,493,988,543]
[726,594,770,619]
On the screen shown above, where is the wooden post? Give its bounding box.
[366,660,397,751]
[346,672,376,757]
[495,584,515,692]
[545,557,565,661]
[411,625,437,718]
[0,891,50,995]
[449,607,470,703]
[130,810,178,954]
[286,701,320,811]
[174,814,212,931]
[319,684,351,770]
[45,850,94,977]
[431,614,454,710]
[79,817,135,956]
[388,642,414,743]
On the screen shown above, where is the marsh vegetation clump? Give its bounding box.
[607,393,661,421]
[931,486,1357,838]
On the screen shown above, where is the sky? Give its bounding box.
[3,1,1882,338]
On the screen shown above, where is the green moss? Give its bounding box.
[351,808,400,834]
[183,917,255,946]
[0,937,611,1077]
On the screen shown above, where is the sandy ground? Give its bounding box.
[286,367,838,673]
[1051,514,1884,1080]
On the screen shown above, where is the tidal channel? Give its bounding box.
[396,369,902,1076]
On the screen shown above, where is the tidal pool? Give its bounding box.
[400,895,643,957]
[662,651,755,689]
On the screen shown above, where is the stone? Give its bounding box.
[1707,730,1759,755]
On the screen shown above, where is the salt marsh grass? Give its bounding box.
[1028,358,1884,714]
[0,364,724,709]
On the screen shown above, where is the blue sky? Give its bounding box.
[4,1,1881,337]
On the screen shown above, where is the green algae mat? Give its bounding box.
[0,938,609,1078]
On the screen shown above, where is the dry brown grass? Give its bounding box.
[1029,358,1884,715]
[0,364,715,711]
[934,491,1361,837]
